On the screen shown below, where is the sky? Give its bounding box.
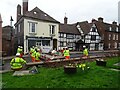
[0,0,120,27]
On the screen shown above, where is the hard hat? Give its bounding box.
[18,46,21,48]
[83,45,86,48]
[16,53,20,56]
[20,46,23,49]
[37,49,40,51]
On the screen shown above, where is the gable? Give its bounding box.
[23,7,59,23]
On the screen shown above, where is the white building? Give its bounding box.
[14,0,59,53]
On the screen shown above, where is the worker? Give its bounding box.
[30,46,36,62]
[20,46,23,58]
[63,47,70,60]
[35,49,41,62]
[10,53,26,71]
[83,45,89,59]
[17,46,23,58]
[30,46,35,54]
[17,46,21,53]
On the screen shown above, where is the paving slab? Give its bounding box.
[110,69,120,72]
[12,70,31,76]
[113,62,120,66]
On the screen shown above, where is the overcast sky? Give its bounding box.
[0,0,119,27]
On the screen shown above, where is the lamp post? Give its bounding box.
[10,16,14,55]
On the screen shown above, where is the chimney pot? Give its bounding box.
[98,17,103,22]
[17,4,21,21]
[64,17,68,24]
[112,21,117,25]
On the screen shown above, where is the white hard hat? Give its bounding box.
[16,53,20,56]
[18,46,21,48]
[83,45,86,48]
[20,46,23,49]
[37,49,40,51]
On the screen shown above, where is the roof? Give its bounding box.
[77,21,92,34]
[24,7,59,23]
[59,23,81,34]
[92,20,106,36]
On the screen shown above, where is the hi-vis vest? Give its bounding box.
[83,48,88,56]
[35,52,40,60]
[10,57,26,69]
[17,47,22,54]
[63,50,70,56]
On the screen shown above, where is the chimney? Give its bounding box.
[17,4,21,21]
[92,19,96,23]
[0,14,2,55]
[98,17,103,22]
[64,16,68,24]
[112,21,117,25]
[23,0,28,15]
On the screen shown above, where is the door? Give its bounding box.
[53,39,57,50]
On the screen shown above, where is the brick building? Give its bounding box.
[0,14,2,57]
[2,26,14,56]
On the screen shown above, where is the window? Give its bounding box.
[60,42,64,47]
[116,27,118,32]
[15,27,17,34]
[28,22,37,33]
[59,33,64,38]
[92,27,96,32]
[49,25,55,35]
[114,42,117,49]
[67,34,74,39]
[109,34,111,40]
[109,43,110,48]
[116,34,118,40]
[42,40,50,46]
[109,27,112,31]
[91,35,96,40]
[113,34,115,40]
[18,24,20,32]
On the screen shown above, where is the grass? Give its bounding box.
[1,57,120,88]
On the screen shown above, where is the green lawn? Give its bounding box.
[2,57,120,88]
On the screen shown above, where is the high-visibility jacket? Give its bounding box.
[10,57,26,69]
[30,47,35,53]
[35,52,41,60]
[31,51,36,58]
[63,50,70,56]
[17,47,22,54]
[83,48,88,56]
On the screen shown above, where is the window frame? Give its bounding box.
[28,22,37,34]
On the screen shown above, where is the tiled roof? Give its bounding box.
[93,20,106,36]
[59,23,81,34]
[77,21,92,34]
[24,7,59,23]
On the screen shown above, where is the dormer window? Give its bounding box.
[44,14,47,17]
[33,11,37,14]
[109,27,112,31]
